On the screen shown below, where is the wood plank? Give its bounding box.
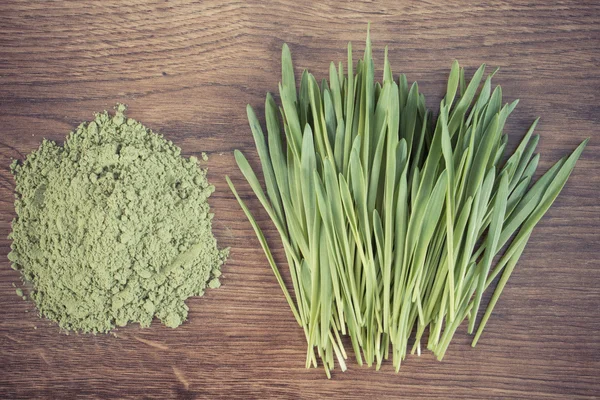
[0,0,599,398]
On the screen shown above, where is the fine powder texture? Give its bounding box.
[8,105,228,333]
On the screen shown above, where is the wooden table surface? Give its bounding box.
[1,1,599,399]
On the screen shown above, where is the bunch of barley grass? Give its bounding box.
[227,31,587,377]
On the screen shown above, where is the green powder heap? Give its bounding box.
[8,104,228,333]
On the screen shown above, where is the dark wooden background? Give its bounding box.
[1,1,599,399]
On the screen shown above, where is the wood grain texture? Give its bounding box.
[1,1,599,398]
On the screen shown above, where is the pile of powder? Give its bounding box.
[8,104,228,333]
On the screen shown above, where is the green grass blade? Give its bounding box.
[247,104,284,223]
[469,172,509,333]
[227,176,302,325]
